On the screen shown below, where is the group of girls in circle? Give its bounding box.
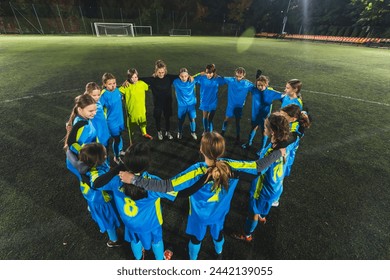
[63,58,311,260]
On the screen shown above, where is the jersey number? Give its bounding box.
[272,161,284,181]
[124,197,139,217]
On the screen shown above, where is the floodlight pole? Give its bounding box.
[281,0,292,34]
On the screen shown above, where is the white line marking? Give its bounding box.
[273,85,390,107]
[0,88,82,104]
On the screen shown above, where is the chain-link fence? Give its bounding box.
[0,2,240,36]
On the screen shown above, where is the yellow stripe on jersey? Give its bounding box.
[80,181,90,195]
[253,174,265,200]
[227,160,257,171]
[207,187,221,202]
[171,166,207,188]
[298,98,303,107]
[291,121,299,132]
[102,191,111,202]
[90,167,99,183]
[155,198,163,225]
[166,190,178,198]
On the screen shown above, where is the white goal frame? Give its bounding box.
[133,25,153,36]
[169,29,191,36]
[94,22,135,37]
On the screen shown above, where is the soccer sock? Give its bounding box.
[112,136,123,158]
[235,118,241,139]
[188,240,201,260]
[178,116,185,133]
[202,117,208,132]
[140,124,147,135]
[209,121,213,132]
[212,237,225,254]
[222,121,228,132]
[151,240,164,260]
[262,135,269,150]
[106,228,118,242]
[244,217,258,236]
[131,240,144,260]
[190,120,196,133]
[248,129,257,145]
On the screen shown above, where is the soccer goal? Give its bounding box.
[94,22,135,37]
[133,25,153,36]
[169,29,191,36]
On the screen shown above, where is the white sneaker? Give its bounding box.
[191,132,198,140]
[177,132,182,139]
[165,131,173,140]
[272,201,279,207]
[157,131,163,140]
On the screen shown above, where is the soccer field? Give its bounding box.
[0,35,389,260]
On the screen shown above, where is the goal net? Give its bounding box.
[169,29,191,36]
[133,25,153,36]
[94,22,135,37]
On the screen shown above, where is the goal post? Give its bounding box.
[93,22,135,37]
[169,29,191,36]
[133,25,153,36]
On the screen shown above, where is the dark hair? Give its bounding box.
[127,68,139,84]
[123,142,151,174]
[287,79,302,94]
[121,184,148,201]
[102,72,116,88]
[79,143,106,168]
[281,104,312,128]
[205,64,217,76]
[155,59,167,75]
[265,112,290,144]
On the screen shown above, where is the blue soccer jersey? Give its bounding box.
[173,78,197,106]
[67,162,121,233]
[99,87,125,136]
[281,95,303,110]
[68,116,98,155]
[284,121,302,177]
[194,75,225,111]
[169,159,258,240]
[102,172,176,248]
[92,101,110,147]
[223,77,253,108]
[249,143,286,217]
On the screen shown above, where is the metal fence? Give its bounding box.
[0,2,239,36]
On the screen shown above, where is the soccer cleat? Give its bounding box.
[106,240,123,248]
[231,233,253,243]
[143,133,153,140]
[157,131,163,140]
[177,132,182,139]
[258,216,267,224]
[272,201,279,207]
[165,131,173,140]
[163,249,173,260]
[191,132,198,140]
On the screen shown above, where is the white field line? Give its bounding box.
[1,87,389,107]
[0,88,82,104]
[273,86,390,107]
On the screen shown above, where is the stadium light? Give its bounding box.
[281,0,292,34]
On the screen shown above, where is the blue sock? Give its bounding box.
[244,218,258,235]
[190,121,196,133]
[152,240,164,260]
[106,228,118,242]
[222,121,228,132]
[188,241,201,260]
[131,240,143,260]
[213,237,225,254]
[262,135,269,150]
[113,136,123,158]
[209,122,213,132]
[202,117,208,132]
[249,130,257,145]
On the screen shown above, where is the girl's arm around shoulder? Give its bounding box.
[256,148,285,173]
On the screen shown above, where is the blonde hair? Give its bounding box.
[200,132,232,191]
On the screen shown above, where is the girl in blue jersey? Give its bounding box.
[242,75,283,149]
[173,68,198,140]
[64,94,98,178]
[233,112,291,242]
[280,104,311,178]
[120,132,286,260]
[281,79,303,110]
[87,142,175,260]
[99,73,125,163]
[221,67,253,144]
[194,64,225,134]
[84,82,110,150]
[139,60,178,141]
